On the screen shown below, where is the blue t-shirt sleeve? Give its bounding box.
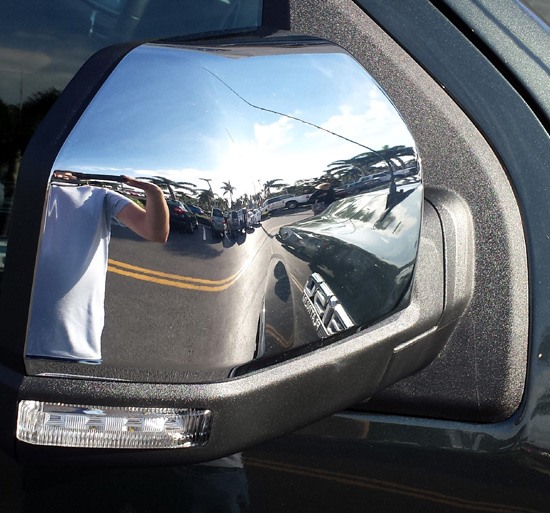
[104,189,134,220]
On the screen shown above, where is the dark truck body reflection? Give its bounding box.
[254,168,422,365]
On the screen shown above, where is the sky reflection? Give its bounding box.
[53,41,415,198]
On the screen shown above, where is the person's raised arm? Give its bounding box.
[117,178,169,243]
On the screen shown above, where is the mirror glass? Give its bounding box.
[25,36,422,382]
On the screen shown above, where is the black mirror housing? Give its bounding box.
[0,32,472,464]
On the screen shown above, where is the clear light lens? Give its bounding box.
[16,401,212,449]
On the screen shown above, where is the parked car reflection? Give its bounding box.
[166,199,198,233]
[226,211,241,239]
[211,207,225,238]
[255,165,422,361]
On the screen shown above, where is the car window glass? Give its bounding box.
[0,0,262,287]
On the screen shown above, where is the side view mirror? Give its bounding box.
[0,33,473,464]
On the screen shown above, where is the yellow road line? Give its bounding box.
[290,273,304,293]
[107,265,240,291]
[265,324,293,349]
[108,258,238,285]
[107,257,253,291]
[108,232,270,291]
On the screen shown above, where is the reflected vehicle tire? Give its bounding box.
[286,201,298,209]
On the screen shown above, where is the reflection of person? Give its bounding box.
[26,175,169,363]
[308,182,335,214]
